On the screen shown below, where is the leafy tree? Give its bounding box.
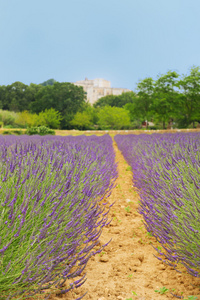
[15,111,38,128]
[31,82,86,129]
[176,66,200,128]
[94,91,136,108]
[0,109,18,127]
[0,83,42,112]
[15,109,62,129]
[25,83,43,110]
[40,79,57,86]
[84,104,99,124]
[134,78,154,129]
[0,85,5,109]
[118,91,136,106]
[3,82,29,112]
[97,106,131,129]
[38,108,62,129]
[124,102,142,128]
[94,95,117,108]
[70,111,92,130]
[70,105,98,130]
[153,71,179,129]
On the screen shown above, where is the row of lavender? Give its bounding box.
[115,132,200,277]
[0,135,117,299]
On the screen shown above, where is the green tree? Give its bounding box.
[118,91,136,106]
[176,66,200,128]
[124,102,142,128]
[97,106,131,129]
[40,79,57,86]
[94,95,117,108]
[0,85,5,109]
[0,82,42,112]
[38,108,62,129]
[15,111,38,128]
[4,82,29,112]
[25,83,43,110]
[70,111,92,130]
[153,71,179,129]
[31,82,86,129]
[134,78,154,129]
[70,105,98,130]
[0,110,17,127]
[94,91,136,108]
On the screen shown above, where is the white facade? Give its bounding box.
[74,78,131,104]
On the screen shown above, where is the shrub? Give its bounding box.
[70,111,92,130]
[97,106,131,129]
[15,111,38,128]
[11,130,23,135]
[3,125,14,129]
[38,108,62,129]
[0,109,18,127]
[26,126,55,136]
[2,130,23,135]
[2,130,12,135]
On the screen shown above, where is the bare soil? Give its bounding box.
[50,139,200,300]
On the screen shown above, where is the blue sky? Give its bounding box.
[0,0,200,90]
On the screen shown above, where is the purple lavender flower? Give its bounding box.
[115,132,200,277]
[0,134,117,299]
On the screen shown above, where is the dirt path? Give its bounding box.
[54,140,200,300]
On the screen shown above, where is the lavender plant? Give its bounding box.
[115,132,200,277]
[0,134,117,299]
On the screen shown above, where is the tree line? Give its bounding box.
[0,81,86,129]
[0,66,200,130]
[93,66,200,129]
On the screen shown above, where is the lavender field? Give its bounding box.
[115,132,200,278]
[0,135,117,299]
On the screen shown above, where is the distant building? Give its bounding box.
[74,78,131,104]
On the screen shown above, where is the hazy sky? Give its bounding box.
[0,0,200,90]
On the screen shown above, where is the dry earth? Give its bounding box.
[46,139,200,300]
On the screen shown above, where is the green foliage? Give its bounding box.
[2,130,23,135]
[70,105,98,130]
[1,67,200,129]
[134,77,154,128]
[155,287,169,294]
[40,78,57,86]
[11,130,23,135]
[176,66,200,128]
[132,291,137,296]
[31,82,86,129]
[3,82,29,112]
[26,126,55,136]
[15,110,38,128]
[97,106,131,129]
[125,206,131,213]
[124,102,143,128]
[153,71,179,129]
[0,81,86,129]
[94,91,136,108]
[38,108,62,129]
[15,109,62,129]
[0,109,18,127]
[70,111,92,130]
[2,131,12,135]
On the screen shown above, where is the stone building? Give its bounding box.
[74,78,131,104]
